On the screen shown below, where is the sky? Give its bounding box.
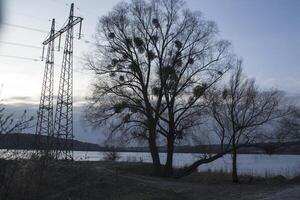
[0,0,299,143]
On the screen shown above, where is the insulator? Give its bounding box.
[41,45,45,61]
[58,34,61,51]
[78,20,82,39]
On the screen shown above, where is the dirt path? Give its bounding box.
[95,165,300,200]
[258,185,300,200]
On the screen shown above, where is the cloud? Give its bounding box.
[1,96,39,104]
[1,95,88,106]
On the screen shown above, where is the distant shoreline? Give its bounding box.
[1,133,300,155]
[2,149,300,155]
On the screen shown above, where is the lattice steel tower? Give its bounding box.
[53,3,82,160]
[35,19,55,155]
[36,3,82,160]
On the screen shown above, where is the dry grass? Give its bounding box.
[0,160,299,200]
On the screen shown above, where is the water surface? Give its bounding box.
[74,151,300,178]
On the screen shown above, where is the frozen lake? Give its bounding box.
[74,151,300,178]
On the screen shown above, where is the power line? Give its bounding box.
[0,54,87,74]
[0,41,41,49]
[2,22,49,33]
[0,54,40,62]
[0,40,84,59]
[3,22,94,45]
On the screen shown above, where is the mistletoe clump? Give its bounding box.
[138,47,145,54]
[222,88,228,99]
[108,32,115,39]
[119,75,125,82]
[152,18,160,28]
[122,53,129,59]
[161,66,176,78]
[217,71,223,75]
[151,87,160,96]
[151,35,159,43]
[106,64,113,70]
[174,40,182,49]
[188,58,194,65]
[176,130,185,140]
[129,63,139,73]
[133,37,144,47]
[111,58,119,66]
[146,50,156,60]
[173,57,182,67]
[109,71,116,77]
[193,84,207,97]
[125,38,133,47]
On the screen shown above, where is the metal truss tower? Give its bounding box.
[35,19,55,155]
[35,3,82,160]
[53,3,82,160]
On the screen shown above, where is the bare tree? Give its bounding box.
[86,0,233,176]
[0,106,33,159]
[0,107,33,135]
[276,106,300,142]
[205,62,287,182]
[174,62,290,179]
[0,105,33,199]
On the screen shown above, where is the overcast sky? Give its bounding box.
[0,0,299,142]
[1,0,300,102]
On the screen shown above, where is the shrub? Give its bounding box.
[103,146,120,161]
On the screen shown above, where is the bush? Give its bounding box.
[103,146,120,161]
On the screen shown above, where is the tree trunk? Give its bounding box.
[232,140,239,183]
[164,135,174,177]
[174,144,256,178]
[148,128,161,176]
[174,149,230,178]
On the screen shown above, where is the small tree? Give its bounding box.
[0,107,33,135]
[103,145,120,161]
[0,106,33,159]
[175,62,289,179]
[208,62,287,183]
[0,105,33,198]
[275,107,300,142]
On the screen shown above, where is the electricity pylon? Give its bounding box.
[53,3,83,160]
[35,3,82,160]
[35,19,55,156]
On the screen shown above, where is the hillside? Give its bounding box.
[0,133,102,151]
[0,133,299,154]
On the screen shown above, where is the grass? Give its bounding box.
[0,160,299,200]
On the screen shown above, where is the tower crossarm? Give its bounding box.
[43,16,83,45]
